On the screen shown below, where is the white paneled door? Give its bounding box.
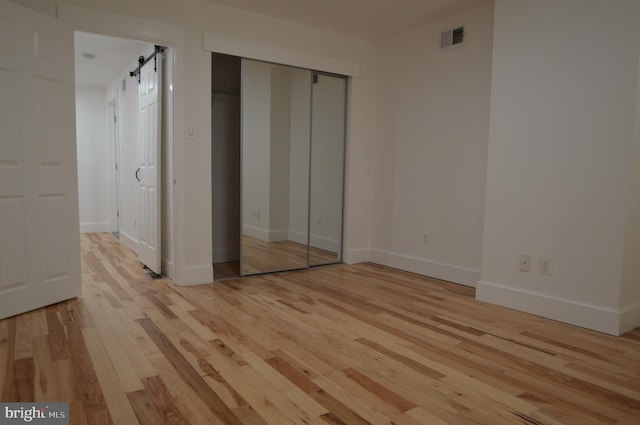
[137,53,162,275]
[0,0,81,319]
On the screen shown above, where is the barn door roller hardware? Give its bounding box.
[129,45,167,84]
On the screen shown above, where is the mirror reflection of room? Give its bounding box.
[212,54,347,279]
[309,73,346,267]
[241,59,311,275]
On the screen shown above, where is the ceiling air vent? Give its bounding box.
[440,26,465,50]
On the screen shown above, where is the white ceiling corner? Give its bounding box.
[201,0,489,40]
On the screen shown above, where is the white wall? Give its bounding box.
[75,85,110,233]
[372,3,494,286]
[478,0,640,335]
[105,58,142,252]
[618,46,640,331]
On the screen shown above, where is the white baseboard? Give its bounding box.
[289,230,341,253]
[476,280,626,336]
[344,249,371,264]
[79,222,111,233]
[243,225,269,241]
[288,230,307,245]
[119,231,138,254]
[618,303,640,335]
[161,258,175,279]
[176,264,213,286]
[242,226,289,242]
[310,234,340,253]
[370,250,479,287]
[269,229,289,242]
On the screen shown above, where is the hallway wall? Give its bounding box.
[76,84,110,233]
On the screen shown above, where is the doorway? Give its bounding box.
[211,53,242,279]
[74,31,174,278]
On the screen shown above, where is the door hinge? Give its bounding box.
[117,211,120,217]
[113,115,117,123]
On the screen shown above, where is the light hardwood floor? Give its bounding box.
[1,233,639,424]
[214,236,339,280]
[241,235,339,276]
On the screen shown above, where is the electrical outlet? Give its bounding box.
[540,257,553,276]
[519,253,532,272]
[423,232,430,246]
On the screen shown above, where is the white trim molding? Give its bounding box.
[370,250,479,287]
[119,231,138,254]
[203,33,361,77]
[161,258,175,279]
[619,303,640,336]
[476,280,633,336]
[343,249,371,264]
[178,264,214,286]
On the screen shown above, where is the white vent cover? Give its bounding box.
[440,26,465,50]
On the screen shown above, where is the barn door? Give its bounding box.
[136,51,162,275]
[0,0,81,319]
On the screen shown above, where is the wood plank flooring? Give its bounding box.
[2,232,639,424]
[241,235,339,276]
[214,236,340,280]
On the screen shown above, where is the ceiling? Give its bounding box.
[203,0,489,40]
[75,32,150,86]
[74,0,488,86]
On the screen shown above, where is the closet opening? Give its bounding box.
[211,53,242,279]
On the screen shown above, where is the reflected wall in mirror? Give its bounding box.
[309,73,347,266]
[241,59,312,275]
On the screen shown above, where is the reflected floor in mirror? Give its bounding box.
[242,235,338,276]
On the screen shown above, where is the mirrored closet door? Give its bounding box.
[240,60,312,275]
[309,73,346,267]
[212,54,347,278]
